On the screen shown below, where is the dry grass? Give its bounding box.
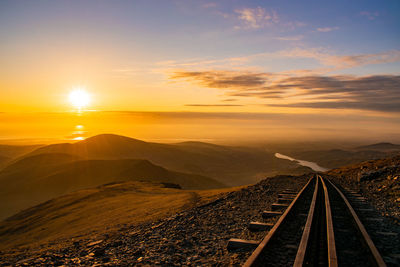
[0,181,242,251]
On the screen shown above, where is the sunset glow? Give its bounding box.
[0,0,399,143]
[68,88,91,109]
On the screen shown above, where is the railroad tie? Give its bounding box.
[262,211,283,218]
[376,232,398,237]
[365,218,384,222]
[278,193,296,199]
[350,197,367,201]
[277,198,293,204]
[282,190,297,194]
[248,222,274,231]
[227,238,259,251]
[388,254,400,265]
[357,208,374,212]
[271,203,289,210]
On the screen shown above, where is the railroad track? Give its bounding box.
[228,175,388,266]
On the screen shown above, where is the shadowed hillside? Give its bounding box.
[0,144,43,169]
[0,153,81,174]
[20,134,303,186]
[291,143,400,169]
[356,142,400,151]
[0,156,9,169]
[0,153,224,220]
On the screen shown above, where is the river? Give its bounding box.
[275,153,329,172]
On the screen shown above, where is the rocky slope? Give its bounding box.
[1,154,399,266]
[327,154,400,223]
[0,175,309,266]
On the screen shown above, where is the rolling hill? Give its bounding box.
[355,142,400,151]
[292,143,400,169]
[0,144,42,159]
[0,153,224,220]
[0,181,238,250]
[20,134,302,186]
[0,144,42,169]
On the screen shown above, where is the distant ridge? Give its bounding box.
[0,144,42,159]
[20,133,301,186]
[356,142,400,151]
[1,153,80,173]
[0,144,42,169]
[292,142,400,169]
[81,133,147,145]
[0,133,308,220]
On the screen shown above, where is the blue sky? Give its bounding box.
[1,0,399,71]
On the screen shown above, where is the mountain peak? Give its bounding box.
[80,134,147,144]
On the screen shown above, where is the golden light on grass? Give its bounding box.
[68,88,91,110]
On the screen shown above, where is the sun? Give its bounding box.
[68,88,91,109]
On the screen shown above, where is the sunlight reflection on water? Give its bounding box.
[275,152,329,172]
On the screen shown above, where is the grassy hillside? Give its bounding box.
[0,181,240,250]
[0,144,43,170]
[0,153,224,220]
[20,134,302,186]
[0,153,81,174]
[0,144,42,158]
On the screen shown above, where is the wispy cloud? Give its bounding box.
[231,7,306,30]
[360,11,379,20]
[171,70,269,89]
[155,56,249,69]
[171,70,400,113]
[276,48,400,70]
[316,26,339,32]
[157,48,400,74]
[284,21,307,30]
[234,7,279,29]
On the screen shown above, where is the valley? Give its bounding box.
[0,134,399,266]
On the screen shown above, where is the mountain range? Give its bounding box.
[0,134,304,220]
[1,134,398,222]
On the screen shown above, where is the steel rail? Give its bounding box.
[292,175,321,266]
[243,176,316,267]
[325,178,386,267]
[320,176,338,267]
